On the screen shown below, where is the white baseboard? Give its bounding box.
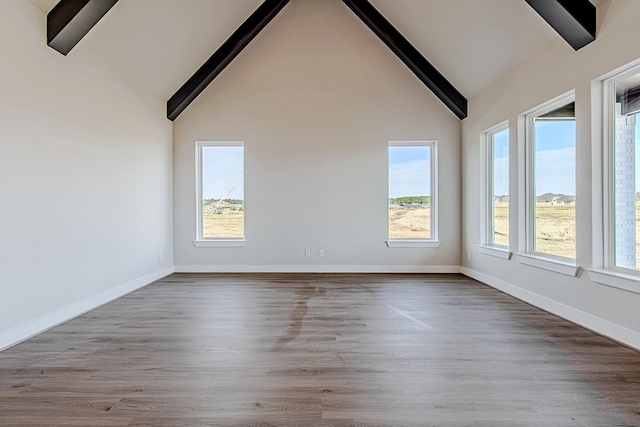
[0,266,174,352]
[174,264,462,274]
[461,267,640,351]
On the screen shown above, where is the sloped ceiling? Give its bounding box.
[28,0,605,100]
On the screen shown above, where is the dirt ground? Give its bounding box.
[388,209,430,239]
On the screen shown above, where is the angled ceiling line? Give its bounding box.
[524,0,596,51]
[342,0,467,120]
[167,0,290,121]
[47,0,119,56]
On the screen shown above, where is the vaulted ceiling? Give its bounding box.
[28,0,605,115]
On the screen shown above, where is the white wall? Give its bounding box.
[0,0,173,349]
[173,0,461,273]
[462,0,640,349]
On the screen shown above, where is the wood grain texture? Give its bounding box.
[1,273,639,426]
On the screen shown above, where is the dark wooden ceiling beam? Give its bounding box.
[341,0,467,120]
[47,0,118,56]
[167,0,290,121]
[525,0,596,50]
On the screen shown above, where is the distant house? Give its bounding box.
[551,195,575,205]
[535,193,575,205]
[494,195,509,204]
[536,192,556,203]
[205,200,243,213]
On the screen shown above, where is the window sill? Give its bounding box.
[586,269,640,295]
[478,245,512,260]
[386,240,441,248]
[193,239,247,248]
[515,253,579,277]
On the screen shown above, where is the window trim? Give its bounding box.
[480,121,510,252]
[194,141,246,246]
[386,140,438,247]
[519,91,577,266]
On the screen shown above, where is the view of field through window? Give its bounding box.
[389,144,431,239]
[201,144,244,239]
[491,128,509,246]
[532,104,576,259]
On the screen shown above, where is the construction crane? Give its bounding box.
[213,171,244,214]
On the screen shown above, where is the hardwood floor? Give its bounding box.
[1,273,640,426]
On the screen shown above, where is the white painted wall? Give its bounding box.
[173,0,461,272]
[462,0,640,349]
[0,0,173,349]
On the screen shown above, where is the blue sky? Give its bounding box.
[493,129,509,196]
[202,146,244,200]
[389,146,430,198]
[201,119,639,202]
[493,120,576,196]
[533,119,576,196]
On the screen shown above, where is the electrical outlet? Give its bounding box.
[318,249,324,257]
[159,252,163,261]
[467,251,472,260]
[305,249,311,257]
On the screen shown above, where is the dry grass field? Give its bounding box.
[494,202,575,258]
[203,210,244,238]
[532,204,576,259]
[493,203,510,247]
[388,208,430,239]
[204,209,432,240]
[205,204,640,267]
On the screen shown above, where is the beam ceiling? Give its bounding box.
[342,0,467,119]
[47,0,118,56]
[524,0,596,51]
[167,0,290,121]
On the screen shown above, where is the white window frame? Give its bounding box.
[194,141,247,248]
[479,121,512,259]
[516,91,579,276]
[386,140,439,248]
[587,60,640,294]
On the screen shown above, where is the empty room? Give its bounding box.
[1,0,640,425]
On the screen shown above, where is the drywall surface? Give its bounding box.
[0,0,173,347]
[461,0,640,348]
[173,0,461,271]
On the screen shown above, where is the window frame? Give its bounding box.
[386,140,439,248]
[194,141,247,247]
[603,63,640,275]
[587,60,640,294]
[516,91,579,276]
[479,121,511,258]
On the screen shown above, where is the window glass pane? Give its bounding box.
[613,72,640,270]
[388,145,431,239]
[532,107,576,258]
[201,145,244,238]
[491,128,509,246]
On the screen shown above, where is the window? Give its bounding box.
[482,122,510,248]
[607,68,640,272]
[387,141,438,247]
[524,94,576,261]
[195,142,245,246]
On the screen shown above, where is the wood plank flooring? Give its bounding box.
[1,273,640,426]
